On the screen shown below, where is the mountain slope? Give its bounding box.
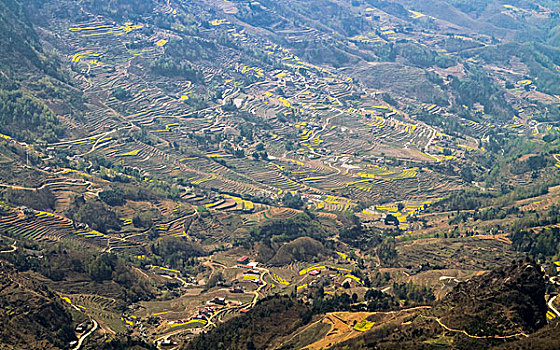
[180,261,549,350]
[330,260,548,349]
[0,261,76,350]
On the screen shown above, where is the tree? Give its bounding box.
[0,90,65,143]
[99,187,125,206]
[70,200,121,233]
[460,167,474,183]
[282,193,304,210]
[206,271,224,290]
[234,149,245,158]
[377,239,397,265]
[4,188,56,210]
[385,214,399,226]
[112,87,130,101]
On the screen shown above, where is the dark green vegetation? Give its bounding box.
[4,241,156,303]
[150,236,205,272]
[67,197,122,234]
[0,261,77,350]
[3,188,56,210]
[249,213,327,245]
[0,90,64,142]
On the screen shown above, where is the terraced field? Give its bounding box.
[1,0,560,348]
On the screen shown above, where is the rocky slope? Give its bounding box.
[436,260,547,337]
[0,261,76,350]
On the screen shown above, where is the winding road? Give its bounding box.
[0,240,17,254]
[0,180,91,192]
[427,316,528,339]
[548,295,560,318]
[71,318,98,350]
